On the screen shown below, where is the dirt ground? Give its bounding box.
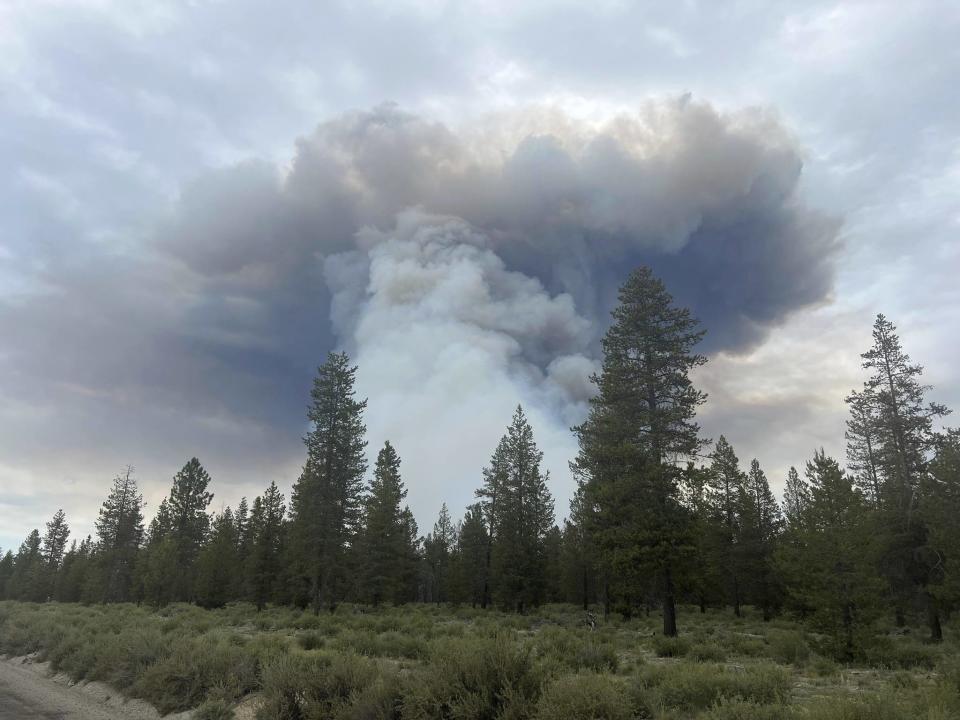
[0,656,185,720]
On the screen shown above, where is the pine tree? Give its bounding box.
[194,507,239,608]
[235,497,251,566]
[9,529,43,601]
[399,507,421,603]
[54,538,91,603]
[137,499,176,606]
[289,352,368,613]
[780,450,881,659]
[454,503,489,607]
[921,430,960,620]
[684,463,723,613]
[424,503,456,605]
[0,550,15,599]
[706,436,747,616]
[476,436,509,608]
[573,267,707,635]
[778,466,812,616]
[481,406,555,613]
[782,466,810,528]
[163,457,215,602]
[134,461,210,605]
[42,509,70,568]
[94,467,145,602]
[542,525,563,603]
[848,314,951,639]
[857,315,948,505]
[560,485,598,611]
[357,442,416,605]
[845,390,883,503]
[40,509,70,600]
[739,459,784,620]
[248,482,286,611]
[147,498,173,542]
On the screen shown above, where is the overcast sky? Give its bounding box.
[1,0,958,552]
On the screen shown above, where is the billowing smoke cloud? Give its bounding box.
[326,210,597,511]
[161,99,839,353]
[0,97,840,531]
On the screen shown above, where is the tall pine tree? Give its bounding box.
[480,406,554,613]
[707,436,747,616]
[424,503,456,605]
[289,352,368,613]
[356,442,417,606]
[194,507,239,608]
[248,482,287,610]
[573,267,706,635]
[780,450,880,659]
[739,459,783,620]
[847,314,950,639]
[782,466,810,528]
[166,457,215,602]
[40,509,70,600]
[94,467,145,603]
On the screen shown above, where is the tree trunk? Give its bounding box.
[926,593,943,643]
[582,568,589,611]
[732,575,742,617]
[662,566,678,637]
[481,545,492,609]
[895,606,906,628]
[842,600,854,661]
[311,572,321,616]
[760,574,771,621]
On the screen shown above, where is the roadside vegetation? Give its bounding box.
[2,600,959,719]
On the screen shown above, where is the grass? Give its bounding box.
[0,600,957,719]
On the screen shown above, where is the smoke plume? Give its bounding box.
[0,97,841,522]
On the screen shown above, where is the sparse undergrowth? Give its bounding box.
[1,601,958,719]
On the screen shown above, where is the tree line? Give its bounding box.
[1,266,957,655]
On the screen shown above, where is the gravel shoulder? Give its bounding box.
[0,656,185,720]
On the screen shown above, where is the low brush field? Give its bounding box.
[1,601,958,719]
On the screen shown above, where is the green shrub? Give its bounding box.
[374,630,425,659]
[702,698,798,720]
[811,656,839,677]
[887,670,919,690]
[800,693,912,720]
[637,662,790,712]
[259,651,384,720]
[335,674,403,720]
[765,630,810,666]
[721,634,766,657]
[536,673,632,720]
[651,635,691,658]
[861,637,938,669]
[333,628,425,659]
[298,630,325,650]
[690,642,727,662]
[132,632,258,713]
[402,634,542,720]
[194,695,235,720]
[89,625,169,689]
[534,627,618,671]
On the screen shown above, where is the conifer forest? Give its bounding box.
[2,266,959,720]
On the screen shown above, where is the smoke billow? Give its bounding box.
[0,97,841,521]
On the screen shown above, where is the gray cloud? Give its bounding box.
[0,99,842,547]
[163,99,839,350]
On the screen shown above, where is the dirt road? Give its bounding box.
[0,657,169,720]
